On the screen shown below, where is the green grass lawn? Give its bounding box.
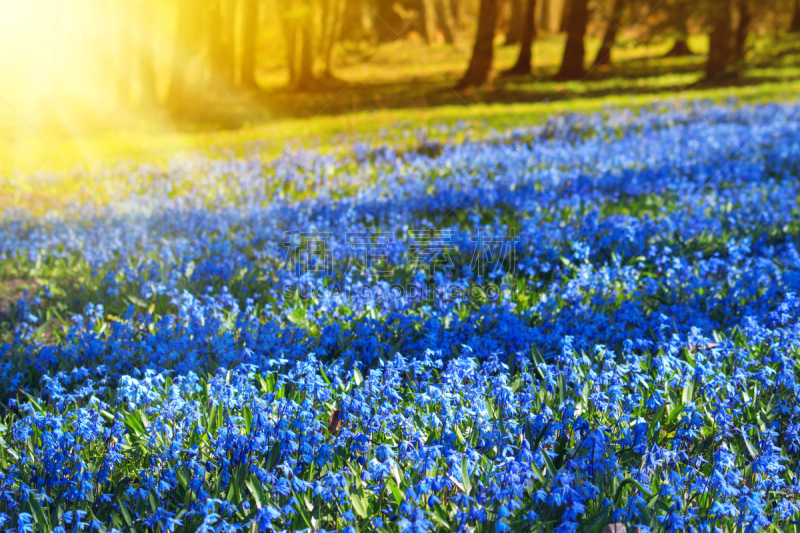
[3,33,800,214]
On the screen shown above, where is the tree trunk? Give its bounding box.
[295,7,315,91]
[665,38,692,56]
[664,0,693,56]
[323,0,346,76]
[319,0,333,58]
[706,0,733,79]
[342,0,366,39]
[559,0,572,32]
[733,0,750,61]
[506,0,537,74]
[434,0,457,44]
[240,0,259,89]
[792,0,800,32]
[457,0,498,89]
[407,0,432,43]
[208,0,224,83]
[540,0,552,33]
[374,0,405,42]
[138,0,159,106]
[450,0,462,28]
[223,0,238,85]
[282,16,298,87]
[167,0,192,113]
[117,2,133,104]
[592,0,624,67]
[505,0,524,44]
[556,0,587,79]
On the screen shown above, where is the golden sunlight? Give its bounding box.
[0,0,189,174]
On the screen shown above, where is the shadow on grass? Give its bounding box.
[169,50,800,130]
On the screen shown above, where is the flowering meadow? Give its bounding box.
[2,100,800,532]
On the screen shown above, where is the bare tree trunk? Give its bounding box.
[541,0,563,33]
[282,16,298,87]
[319,0,333,58]
[706,0,733,79]
[138,2,159,106]
[592,0,624,67]
[223,0,238,85]
[556,0,587,79]
[407,0,432,43]
[457,0,498,88]
[539,0,552,33]
[434,0,457,43]
[208,0,225,84]
[733,0,750,60]
[506,0,537,74]
[450,0,462,28]
[342,0,367,39]
[664,0,693,56]
[323,0,346,76]
[167,0,192,113]
[505,0,524,44]
[117,1,134,104]
[792,0,800,32]
[665,38,693,56]
[295,5,315,91]
[240,0,259,89]
[374,0,405,42]
[559,0,572,32]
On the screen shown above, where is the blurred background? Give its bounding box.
[1,0,799,179]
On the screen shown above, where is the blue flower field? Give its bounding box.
[2,100,800,532]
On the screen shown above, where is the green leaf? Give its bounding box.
[346,482,369,518]
[263,373,276,393]
[531,347,546,380]
[265,441,282,471]
[523,421,534,449]
[530,461,545,484]
[388,480,404,504]
[247,478,267,509]
[0,435,19,461]
[578,506,611,533]
[508,351,517,375]
[392,464,403,487]
[28,493,51,531]
[470,419,481,448]
[681,383,694,404]
[243,405,253,434]
[429,503,452,530]
[613,477,652,506]
[638,499,653,527]
[118,500,133,526]
[319,366,331,385]
[666,399,684,426]
[149,489,159,513]
[742,433,759,458]
[542,449,558,478]
[553,433,569,469]
[649,404,666,434]
[124,411,146,437]
[461,457,472,495]
[18,390,44,413]
[176,470,189,491]
[294,491,313,529]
